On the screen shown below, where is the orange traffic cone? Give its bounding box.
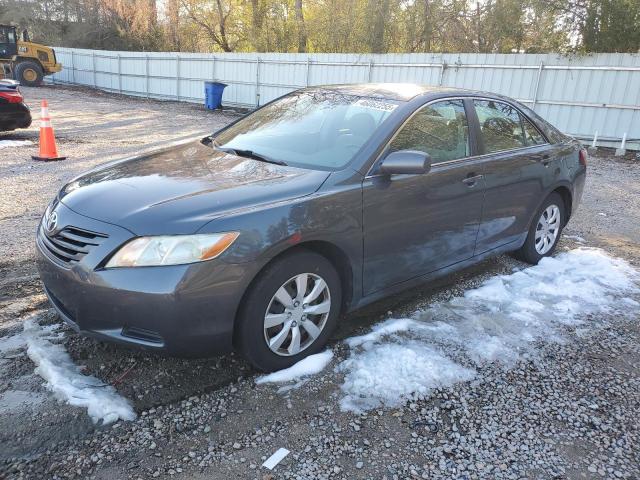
[32,100,66,161]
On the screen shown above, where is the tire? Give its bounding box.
[236,249,342,372]
[15,61,44,87]
[513,192,565,264]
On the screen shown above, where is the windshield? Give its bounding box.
[213,90,400,170]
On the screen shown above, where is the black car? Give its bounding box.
[36,84,586,371]
[0,79,31,131]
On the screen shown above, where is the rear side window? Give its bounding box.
[474,100,526,153]
[389,99,470,163]
[522,116,546,146]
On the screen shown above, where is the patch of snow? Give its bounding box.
[338,248,639,413]
[338,341,475,412]
[256,350,333,385]
[346,318,418,348]
[23,318,136,424]
[0,331,25,355]
[564,234,586,244]
[0,140,32,149]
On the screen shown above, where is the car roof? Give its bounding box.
[304,83,482,102]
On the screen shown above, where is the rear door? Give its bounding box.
[362,99,485,295]
[470,98,557,254]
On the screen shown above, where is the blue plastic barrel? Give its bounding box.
[204,81,227,109]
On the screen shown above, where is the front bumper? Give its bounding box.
[36,201,253,357]
[0,102,31,131]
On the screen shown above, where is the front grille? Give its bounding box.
[39,225,108,265]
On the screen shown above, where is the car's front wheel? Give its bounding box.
[514,192,565,264]
[236,250,342,372]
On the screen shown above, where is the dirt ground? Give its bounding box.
[0,85,639,480]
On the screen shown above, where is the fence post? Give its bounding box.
[145,55,150,98]
[117,54,122,94]
[368,59,374,82]
[92,51,96,87]
[71,50,75,84]
[615,132,627,156]
[176,55,180,101]
[306,57,311,87]
[438,61,446,86]
[255,58,261,107]
[532,61,544,111]
[211,56,216,80]
[588,130,599,154]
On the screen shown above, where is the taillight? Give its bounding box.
[0,90,23,104]
[579,148,588,167]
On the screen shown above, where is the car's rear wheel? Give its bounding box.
[236,250,341,372]
[15,60,44,87]
[514,192,565,264]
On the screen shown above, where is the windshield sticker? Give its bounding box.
[354,98,398,112]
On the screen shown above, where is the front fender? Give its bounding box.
[199,172,365,307]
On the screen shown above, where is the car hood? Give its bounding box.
[59,140,331,235]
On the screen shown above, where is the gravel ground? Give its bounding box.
[0,85,639,480]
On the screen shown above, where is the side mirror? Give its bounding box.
[379,150,432,175]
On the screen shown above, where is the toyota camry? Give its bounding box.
[36,84,586,371]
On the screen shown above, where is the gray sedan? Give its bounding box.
[36,84,586,371]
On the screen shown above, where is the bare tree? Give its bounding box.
[368,0,390,53]
[295,0,307,53]
[166,0,180,50]
[181,0,235,52]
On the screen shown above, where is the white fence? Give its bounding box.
[48,48,640,150]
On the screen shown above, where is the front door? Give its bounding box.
[362,99,485,296]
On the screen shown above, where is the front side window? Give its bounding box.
[388,99,470,163]
[0,28,15,44]
[213,91,399,170]
[474,100,526,153]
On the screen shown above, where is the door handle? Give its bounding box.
[462,174,484,186]
[540,154,551,166]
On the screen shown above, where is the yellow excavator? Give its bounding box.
[0,25,62,86]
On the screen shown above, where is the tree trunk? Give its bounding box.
[368,0,390,53]
[167,0,180,50]
[216,0,233,52]
[295,0,308,53]
[476,1,482,53]
[422,0,432,51]
[250,0,265,52]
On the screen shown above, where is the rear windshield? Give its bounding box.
[213,91,400,170]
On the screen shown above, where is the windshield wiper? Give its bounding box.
[214,145,288,166]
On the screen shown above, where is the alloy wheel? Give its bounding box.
[534,204,560,255]
[263,273,331,356]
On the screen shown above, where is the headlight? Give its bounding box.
[105,232,239,268]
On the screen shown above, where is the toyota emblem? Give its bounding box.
[45,211,58,234]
